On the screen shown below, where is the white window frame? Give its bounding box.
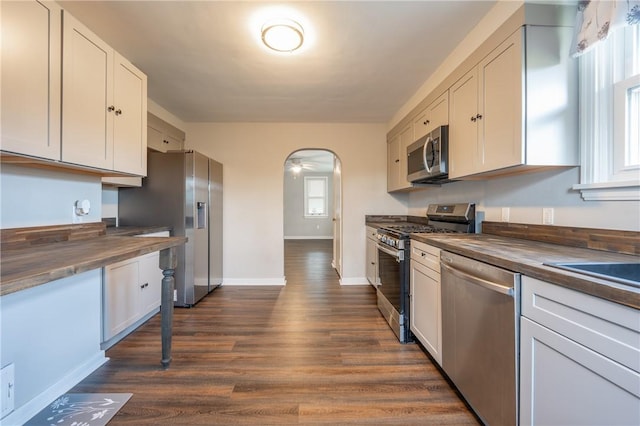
[573,24,640,201]
[304,176,328,218]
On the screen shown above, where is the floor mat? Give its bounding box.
[25,393,132,426]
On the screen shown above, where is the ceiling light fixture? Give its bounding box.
[261,18,304,52]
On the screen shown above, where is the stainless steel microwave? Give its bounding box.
[406,125,452,184]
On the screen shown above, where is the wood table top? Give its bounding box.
[0,235,187,297]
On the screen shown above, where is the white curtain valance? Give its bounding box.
[571,0,640,57]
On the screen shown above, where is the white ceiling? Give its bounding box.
[58,1,497,123]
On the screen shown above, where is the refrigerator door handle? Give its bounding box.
[197,201,208,229]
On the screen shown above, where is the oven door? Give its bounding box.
[377,244,402,311]
[376,243,410,343]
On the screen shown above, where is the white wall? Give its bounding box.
[284,171,334,239]
[0,164,102,228]
[408,168,640,231]
[1,271,105,426]
[184,122,407,285]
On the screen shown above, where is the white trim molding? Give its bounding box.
[222,278,286,286]
[573,180,640,201]
[339,277,369,286]
[283,236,332,240]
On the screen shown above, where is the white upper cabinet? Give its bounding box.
[387,124,413,192]
[62,11,147,176]
[1,3,147,177]
[147,112,185,153]
[450,32,522,178]
[62,12,114,170]
[113,53,147,175]
[1,1,61,160]
[413,91,449,140]
[449,26,577,179]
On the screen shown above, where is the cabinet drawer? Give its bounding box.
[522,276,640,373]
[411,241,440,272]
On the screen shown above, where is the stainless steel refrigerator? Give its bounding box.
[119,150,223,307]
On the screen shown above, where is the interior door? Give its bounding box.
[332,156,342,277]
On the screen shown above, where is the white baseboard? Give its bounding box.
[283,236,332,240]
[339,277,370,285]
[3,352,107,426]
[222,278,286,286]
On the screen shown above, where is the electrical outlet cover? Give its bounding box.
[501,207,510,222]
[543,208,554,225]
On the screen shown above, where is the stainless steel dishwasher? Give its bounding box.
[440,250,521,426]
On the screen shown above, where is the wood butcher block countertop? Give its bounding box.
[411,229,639,310]
[0,223,186,297]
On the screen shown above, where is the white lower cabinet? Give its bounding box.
[102,233,167,348]
[365,226,379,287]
[520,276,640,426]
[409,241,442,365]
[103,258,140,340]
[138,251,163,314]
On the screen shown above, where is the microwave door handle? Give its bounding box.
[423,136,433,173]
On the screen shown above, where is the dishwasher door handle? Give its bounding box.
[441,262,514,297]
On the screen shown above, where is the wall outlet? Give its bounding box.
[1,363,15,419]
[543,208,554,225]
[173,289,177,302]
[501,207,510,222]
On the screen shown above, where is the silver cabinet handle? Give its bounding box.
[441,262,514,296]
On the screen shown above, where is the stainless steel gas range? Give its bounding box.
[375,203,475,343]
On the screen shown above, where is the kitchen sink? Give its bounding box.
[545,262,640,288]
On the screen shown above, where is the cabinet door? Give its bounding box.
[365,237,378,286]
[1,0,61,160]
[414,91,450,139]
[62,11,113,170]
[520,317,640,426]
[113,53,147,175]
[480,30,523,173]
[387,134,401,192]
[398,124,413,189]
[164,134,183,151]
[427,91,449,132]
[147,123,166,152]
[103,259,140,340]
[138,252,162,315]
[449,68,479,179]
[410,261,441,365]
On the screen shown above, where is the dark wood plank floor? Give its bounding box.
[71,239,478,424]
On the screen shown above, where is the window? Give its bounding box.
[304,176,328,217]
[574,24,640,200]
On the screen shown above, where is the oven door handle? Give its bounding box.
[441,261,513,297]
[377,244,404,262]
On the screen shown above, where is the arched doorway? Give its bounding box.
[283,149,343,279]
